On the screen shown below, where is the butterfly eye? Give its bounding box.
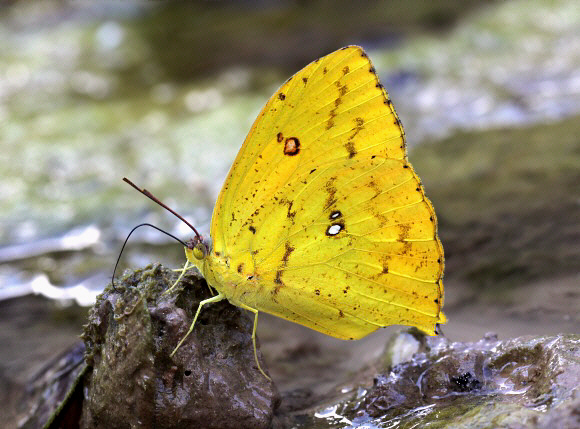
[192,243,205,260]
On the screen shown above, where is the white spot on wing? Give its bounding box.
[327,224,342,235]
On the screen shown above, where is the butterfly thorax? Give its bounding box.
[185,240,260,308]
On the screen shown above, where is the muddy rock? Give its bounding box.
[81,263,279,429]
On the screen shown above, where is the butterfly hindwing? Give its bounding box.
[251,155,444,338]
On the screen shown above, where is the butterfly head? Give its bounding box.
[187,234,211,261]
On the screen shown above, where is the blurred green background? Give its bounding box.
[0,0,579,423]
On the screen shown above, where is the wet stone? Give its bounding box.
[17,342,88,429]
[340,330,580,428]
[81,263,279,429]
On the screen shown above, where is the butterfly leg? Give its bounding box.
[166,260,215,296]
[167,260,216,297]
[170,292,225,357]
[165,260,192,295]
[239,304,271,380]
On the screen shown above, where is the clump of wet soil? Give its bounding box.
[80,264,279,429]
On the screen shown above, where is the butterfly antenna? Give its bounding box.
[112,177,202,291]
[122,177,202,241]
[111,223,189,291]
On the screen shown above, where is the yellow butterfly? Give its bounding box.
[171,46,445,379]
